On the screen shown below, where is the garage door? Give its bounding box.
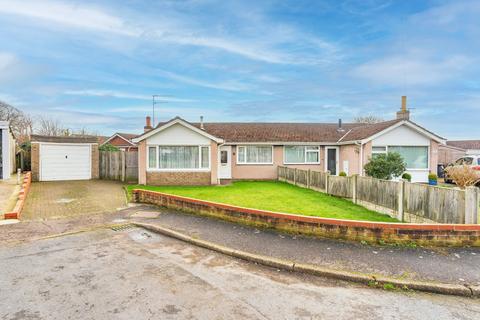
[40,144,91,181]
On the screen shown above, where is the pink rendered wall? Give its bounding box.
[210,141,219,184]
[138,140,147,184]
[430,140,439,174]
[231,145,325,180]
[339,144,360,175]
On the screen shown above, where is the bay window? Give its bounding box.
[147,145,210,170]
[284,146,320,164]
[237,145,273,164]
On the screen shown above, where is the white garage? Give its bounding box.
[31,135,99,182]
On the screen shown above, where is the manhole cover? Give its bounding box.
[111,224,136,232]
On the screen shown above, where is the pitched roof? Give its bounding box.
[31,135,98,143]
[147,117,443,144]
[447,140,480,150]
[102,132,139,146]
[116,132,138,140]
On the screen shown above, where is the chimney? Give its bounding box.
[396,95,410,120]
[200,116,204,130]
[144,116,153,132]
[337,118,345,132]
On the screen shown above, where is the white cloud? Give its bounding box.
[352,53,470,86]
[156,69,250,91]
[0,0,138,36]
[64,89,194,102]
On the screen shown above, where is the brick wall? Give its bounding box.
[133,189,480,247]
[146,171,211,185]
[91,144,99,179]
[31,142,39,182]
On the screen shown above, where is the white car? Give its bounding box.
[444,155,480,184]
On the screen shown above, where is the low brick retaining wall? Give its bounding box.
[132,189,480,247]
[4,172,32,220]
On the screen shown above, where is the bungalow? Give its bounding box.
[132,97,445,185]
[101,132,138,151]
[446,140,480,155]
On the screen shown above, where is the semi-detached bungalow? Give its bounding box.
[132,98,445,185]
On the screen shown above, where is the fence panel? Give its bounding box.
[309,170,326,191]
[356,176,398,211]
[100,151,138,182]
[328,176,352,198]
[295,169,308,186]
[404,183,465,224]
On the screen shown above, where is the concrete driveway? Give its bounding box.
[22,180,127,220]
[0,227,478,319]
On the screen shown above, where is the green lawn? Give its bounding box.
[127,181,398,222]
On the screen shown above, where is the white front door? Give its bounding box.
[40,143,92,181]
[218,146,232,179]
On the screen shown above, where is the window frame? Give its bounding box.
[283,145,321,165]
[372,145,429,171]
[147,145,211,172]
[236,145,274,165]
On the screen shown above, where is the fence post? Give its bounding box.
[325,171,330,194]
[293,168,297,185]
[352,174,358,204]
[465,187,479,224]
[121,151,126,182]
[397,180,405,222]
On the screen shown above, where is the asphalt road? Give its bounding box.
[0,227,479,319]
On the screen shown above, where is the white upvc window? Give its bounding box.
[284,146,320,164]
[147,145,210,171]
[371,146,429,170]
[237,145,273,165]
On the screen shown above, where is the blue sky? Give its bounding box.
[0,0,478,138]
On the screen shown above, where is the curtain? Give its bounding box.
[239,146,272,163]
[285,146,305,163]
[201,146,209,168]
[148,147,157,168]
[388,146,428,169]
[159,146,200,169]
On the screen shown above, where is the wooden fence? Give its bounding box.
[278,166,479,224]
[99,151,138,182]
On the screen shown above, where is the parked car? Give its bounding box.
[444,155,480,184]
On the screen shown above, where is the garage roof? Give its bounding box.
[31,135,98,143]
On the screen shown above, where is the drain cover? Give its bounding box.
[111,224,136,232]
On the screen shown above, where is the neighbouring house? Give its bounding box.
[133,97,445,185]
[101,132,138,151]
[446,140,480,156]
[31,135,99,182]
[0,121,16,180]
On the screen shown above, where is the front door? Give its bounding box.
[218,146,232,179]
[325,147,339,175]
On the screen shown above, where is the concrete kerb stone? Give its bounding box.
[133,221,478,298]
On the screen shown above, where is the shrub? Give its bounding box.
[99,143,120,152]
[364,152,406,180]
[401,173,412,182]
[444,165,480,189]
[339,171,347,177]
[428,173,438,181]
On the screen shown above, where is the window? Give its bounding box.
[284,146,320,164]
[148,146,157,168]
[237,145,273,164]
[220,150,228,165]
[372,146,387,158]
[148,145,209,170]
[463,157,474,165]
[388,146,428,169]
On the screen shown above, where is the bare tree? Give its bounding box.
[0,100,34,143]
[353,115,384,124]
[36,117,66,136]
